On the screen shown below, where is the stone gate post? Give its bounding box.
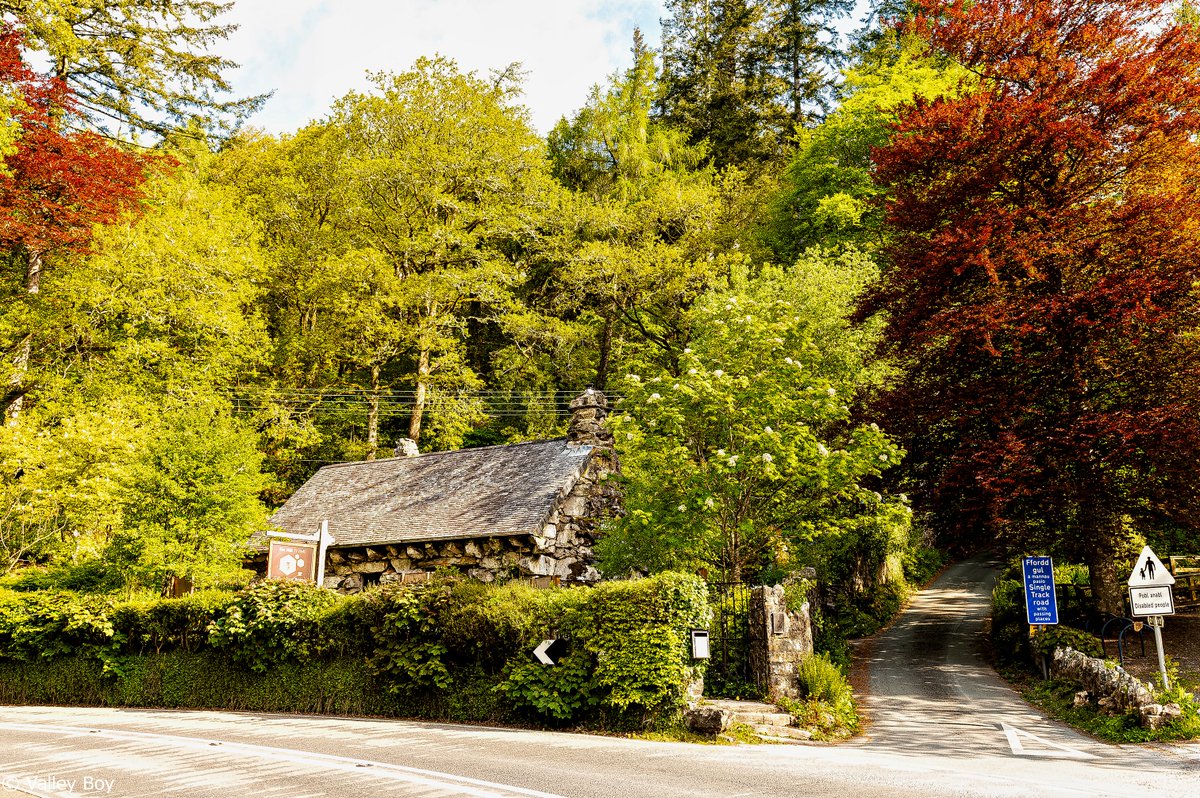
[748,580,815,699]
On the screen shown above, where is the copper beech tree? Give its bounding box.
[0,27,147,424]
[868,0,1200,612]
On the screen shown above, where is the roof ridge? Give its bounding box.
[316,436,575,471]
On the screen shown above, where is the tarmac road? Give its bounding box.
[855,553,1200,791]
[0,556,1197,797]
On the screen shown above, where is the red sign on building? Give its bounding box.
[267,541,318,583]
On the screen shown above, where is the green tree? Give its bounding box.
[0,153,269,573]
[215,60,552,456]
[0,27,148,427]
[107,405,266,591]
[0,400,146,571]
[765,33,969,259]
[208,127,363,483]
[2,0,262,138]
[658,0,852,167]
[321,59,550,447]
[549,30,701,200]
[539,42,743,391]
[599,248,907,584]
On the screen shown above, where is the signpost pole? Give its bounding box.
[316,520,332,586]
[1152,620,1170,691]
[1126,546,1175,692]
[1038,625,1049,680]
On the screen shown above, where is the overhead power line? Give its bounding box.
[221,387,623,419]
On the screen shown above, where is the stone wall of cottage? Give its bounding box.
[322,535,534,592]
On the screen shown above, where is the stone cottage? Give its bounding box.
[255,390,621,592]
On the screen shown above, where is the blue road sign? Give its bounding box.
[1022,556,1059,625]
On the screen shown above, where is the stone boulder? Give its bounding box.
[684,705,732,737]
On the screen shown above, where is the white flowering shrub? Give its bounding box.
[598,249,911,583]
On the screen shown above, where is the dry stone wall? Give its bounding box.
[1051,646,1182,729]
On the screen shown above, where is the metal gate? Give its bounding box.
[705,581,754,697]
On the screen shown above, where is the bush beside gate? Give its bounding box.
[0,572,710,731]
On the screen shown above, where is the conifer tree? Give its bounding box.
[1,0,261,138]
[658,0,851,167]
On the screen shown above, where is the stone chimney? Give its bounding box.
[567,388,614,449]
[393,438,419,458]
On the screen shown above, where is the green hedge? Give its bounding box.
[0,573,710,730]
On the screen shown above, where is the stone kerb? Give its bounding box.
[1051,646,1183,729]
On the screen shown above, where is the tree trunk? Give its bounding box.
[791,38,802,126]
[366,364,380,460]
[4,250,43,427]
[1083,505,1128,617]
[1087,548,1125,618]
[594,315,614,391]
[408,348,429,443]
[25,249,43,294]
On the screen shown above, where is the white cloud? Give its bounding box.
[221,1,663,135]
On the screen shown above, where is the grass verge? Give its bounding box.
[999,664,1200,744]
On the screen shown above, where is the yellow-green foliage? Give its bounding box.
[777,653,858,739]
[0,572,710,731]
[1031,626,1103,659]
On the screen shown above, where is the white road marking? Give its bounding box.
[1000,722,1097,760]
[0,722,565,798]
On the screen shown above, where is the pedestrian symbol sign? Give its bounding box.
[1127,545,1174,587]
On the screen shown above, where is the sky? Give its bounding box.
[220,1,667,136]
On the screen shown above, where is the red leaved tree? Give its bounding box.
[0,26,148,424]
[867,0,1200,612]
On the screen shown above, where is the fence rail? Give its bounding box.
[1053,574,1199,615]
[1173,573,1200,607]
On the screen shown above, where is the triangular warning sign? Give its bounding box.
[1127,545,1174,587]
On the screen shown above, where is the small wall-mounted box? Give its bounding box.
[691,629,710,659]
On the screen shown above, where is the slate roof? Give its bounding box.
[267,438,594,548]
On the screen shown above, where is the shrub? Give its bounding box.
[796,653,852,705]
[1031,626,1103,659]
[0,590,116,663]
[1,560,122,594]
[778,653,858,739]
[902,546,946,586]
[0,572,712,731]
[206,581,339,672]
[494,573,711,727]
[991,578,1030,663]
[582,572,710,720]
[364,581,456,695]
[112,590,239,655]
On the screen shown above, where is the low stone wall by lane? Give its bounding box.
[1051,646,1182,729]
